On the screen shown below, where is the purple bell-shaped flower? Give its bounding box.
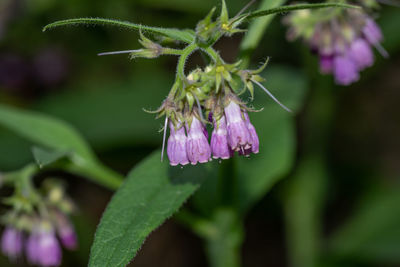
[186,116,211,165]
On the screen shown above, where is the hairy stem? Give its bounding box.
[162,47,184,56]
[204,209,244,267]
[177,42,199,79]
[66,161,124,190]
[243,2,360,20]
[203,47,225,64]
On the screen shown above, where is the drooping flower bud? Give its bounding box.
[186,116,211,165]
[349,38,374,70]
[26,231,39,265]
[54,212,77,250]
[26,227,62,267]
[58,225,76,251]
[319,55,334,74]
[243,111,259,154]
[362,18,383,45]
[210,116,232,159]
[167,121,189,166]
[333,53,360,86]
[1,227,23,261]
[224,101,252,152]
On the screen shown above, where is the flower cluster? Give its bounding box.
[96,0,292,166]
[156,59,290,166]
[284,1,386,85]
[1,179,77,266]
[165,96,259,166]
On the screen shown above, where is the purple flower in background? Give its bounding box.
[349,38,374,70]
[363,18,383,45]
[167,121,189,166]
[333,53,360,86]
[285,8,386,86]
[26,231,39,265]
[211,116,232,159]
[26,228,62,267]
[55,213,77,250]
[186,116,211,165]
[58,225,77,251]
[1,227,23,261]
[224,101,252,152]
[319,55,334,74]
[33,47,69,87]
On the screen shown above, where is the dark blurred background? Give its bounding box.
[0,0,399,266]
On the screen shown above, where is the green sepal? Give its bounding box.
[215,73,222,93]
[196,7,217,41]
[229,15,247,30]
[220,0,229,24]
[228,74,242,94]
[252,58,270,74]
[247,81,254,99]
[139,31,155,47]
[252,74,265,83]
[218,2,248,36]
[2,196,35,213]
[222,69,232,82]
[186,92,195,113]
[129,31,162,59]
[176,84,187,101]
[194,87,209,101]
[195,7,220,47]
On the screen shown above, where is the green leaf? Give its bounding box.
[43,18,195,43]
[0,104,95,161]
[191,66,307,217]
[34,72,172,149]
[243,3,360,20]
[0,104,123,189]
[88,150,207,267]
[235,65,308,214]
[32,146,69,168]
[328,186,400,263]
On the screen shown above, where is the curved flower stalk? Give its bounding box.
[284,0,387,85]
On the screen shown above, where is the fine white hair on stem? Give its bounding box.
[194,95,205,121]
[161,117,169,162]
[251,79,292,113]
[374,42,389,59]
[98,50,140,56]
[234,0,258,19]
